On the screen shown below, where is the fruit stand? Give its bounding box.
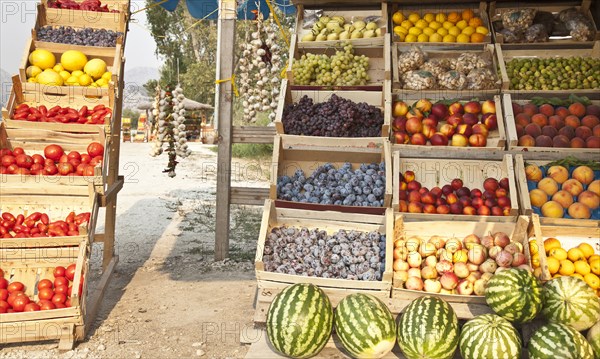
[0,0,128,349]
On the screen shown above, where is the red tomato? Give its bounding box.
[39,300,56,310]
[7,282,24,293]
[44,165,59,175]
[30,163,44,172]
[0,149,13,156]
[1,155,16,167]
[12,295,31,312]
[0,300,9,310]
[0,166,8,174]
[83,165,95,177]
[38,287,54,300]
[68,158,81,168]
[7,291,24,306]
[57,162,74,176]
[0,306,6,313]
[65,298,72,307]
[54,285,68,295]
[67,151,81,161]
[59,154,69,163]
[44,144,64,161]
[14,168,30,175]
[54,277,68,288]
[80,154,91,164]
[24,302,40,311]
[65,264,77,281]
[6,164,18,174]
[37,279,53,290]
[32,154,45,165]
[44,158,54,167]
[0,288,7,301]
[12,147,25,156]
[54,302,66,309]
[76,163,86,176]
[0,268,4,276]
[87,142,104,157]
[51,293,66,305]
[0,277,8,289]
[15,154,33,169]
[53,266,66,278]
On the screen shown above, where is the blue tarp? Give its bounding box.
[155,0,295,20]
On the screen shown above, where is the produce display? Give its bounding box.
[0,264,82,313]
[396,296,459,359]
[459,314,522,359]
[266,283,333,358]
[0,211,90,238]
[301,14,383,42]
[276,162,387,207]
[262,226,386,281]
[393,231,528,295]
[291,42,370,86]
[26,49,112,88]
[397,47,498,90]
[47,0,118,12]
[282,95,383,137]
[391,98,498,147]
[485,268,542,324]
[588,321,600,358]
[541,276,600,331]
[524,162,599,220]
[334,293,396,359]
[505,57,600,91]
[10,103,111,125]
[513,100,600,149]
[392,9,489,43]
[0,143,104,176]
[37,26,122,47]
[528,322,595,359]
[397,174,512,216]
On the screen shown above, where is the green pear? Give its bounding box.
[326,20,341,31]
[366,21,378,30]
[316,33,327,41]
[301,33,315,41]
[319,16,330,24]
[351,30,363,39]
[327,33,339,41]
[339,31,350,40]
[363,29,376,38]
[375,28,382,36]
[353,20,366,30]
[331,16,345,25]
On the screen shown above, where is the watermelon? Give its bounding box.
[587,320,600,359]
[397,296,459,359]
[266,283,333,358]
[485,268,542,324]
[541,276,600,331]
[528,322,594,359]
[459,314,521,359]
[335,293,396,359]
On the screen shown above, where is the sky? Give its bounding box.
[0,0,162,74]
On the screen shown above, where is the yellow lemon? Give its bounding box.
[578,243,595,259]
[584,273,599,289]
[84,58,107,80]
[408,27,423,36]
[423,13,435,23]
[476,26,489,35]
[572,273,584,281]
[423,27,435,36]
[36,69,64,86]
[437,27,449,36]
[397,33,406,42]
[95,78,108,87]
[448,26,461,37]
[462,26,476,36]
[442,34,456,43]
[456,33,470,43]
[456,20,468,30]
[544,237,562,253]
[53,63,64,72]
[404,34,418,42]
[394,26,408,36]
[59,70,71,81]
[61,50,88,72]
[589,255,599,275]
[100,83,109,88]
[559,259,575,276]
[89,83,99,88]
[78,73,93,86]
[532,253,541,268]
[568,247,585,262]
[429,33,443,42]
[547,256,560,274]
[29,49,56,70]
[435,13,447,23]
[428,21,442,30]
[400,20,413,29]
[71,70,84,78]
[26,65,42,78]
[550,247,568,261]
[392,11,405,25]
[417,33,429,42]
[529,240,539,256]
[575,260,591,275]
[553,273,562,279]
[27,77,37,83]
[442,21,454,30]
[65,76,80,86]
[415,19,429,30]
[408,13,420,23]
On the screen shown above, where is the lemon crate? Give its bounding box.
[389,2,491,46]
[38,0,129,34]
[391,214,530,319]
[514,155,600,227]
[274,78,392,137]
[489,0,599,48]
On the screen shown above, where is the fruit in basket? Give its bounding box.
[459,314,521,359]
[37,26,122,47]
[61,50,88,72]
[542,276,600,331]
[266,283,332,358]
[528,323,594,359]
[84,59,107,80]
[334,293,396,358]
[11,103,111,125]
[36,69,64,86]
[392,10,487,43]
[588,321,600,358]
[47,0,118,12]
[28,49,56,70]
[485,268,542,324]
[506,58,600,91]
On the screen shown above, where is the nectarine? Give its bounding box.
[562,179,584,196]
[572,165,594,185]
[578,191,599,210]
[530,189,548,207]
[546,165,569,184]
[538,177,559,196]
[541,201,565,218]
[552,190,574,209]
[567,202,591,219]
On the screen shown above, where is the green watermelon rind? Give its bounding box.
[459,313,522,359]
[485,268,542,324]
[542,276,600,332]
[587,320,600,359]
[528,322,595,359]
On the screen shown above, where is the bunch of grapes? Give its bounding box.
[37,26,122,47]
[292,43,370,86]
[282,94,383,137]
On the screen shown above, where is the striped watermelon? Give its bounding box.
[459,314,521,359]
[542,276,600,331]
[485,268,542,324]
[266,283,333,358]
[528,322,594,359]
[587,320,600,359]
[335,293,396,359]
[397,296,459,359]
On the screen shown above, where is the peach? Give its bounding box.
[549,115,565,129]
[541,201,565,218]
[575,126,592,140]
[525,164,543,182]
[588,180,600,196]
[547,165,569,184]
[542,125,558,138]
[449,102,464,115]
[555,107,570,119]
[408,190,422,203]
[532,114,548,127]
[512,102,523,115]
[423,204,437,214]
[538,177,559,196]
[529,189,549,207]
[578,191,599,210]
[552,135,570,148]
[415,99,433,113]
[398,200,409,212]
[408,202,423,213]
[516,125,525,138]
[451,134,469,147]
[586,104,600,117]
[525,123,542,138]
[571,137,586,148]
[523,104,538,117]
[562,179,584,196]
[394,131,410,144]
[565,115,581,128]
[582,115,600,129]
[594,125,600,137]
[536,135,554,148]
[430,133,449,146]
[572,165,595,185]
[568,102,586,117]
[393,101,409,117]
[552,190,574,209]
[410,133,427,145]
[472,123,489,137]
[464,101,482,114]
[422,124,436,139]
[559,126,576,140]
[586,136,600,148]
[539,104,555,117]
[515,113,531,127]
[406,117,423,134]
[404,171,416,182]
[482,100,496,114]
[568,202,591,219]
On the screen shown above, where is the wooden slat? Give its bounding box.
[232,126,276,144]
[230,187,270,205]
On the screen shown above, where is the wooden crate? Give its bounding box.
[0,240,89,349]
[296,3,388,48]
[389,2,492,46]
[392,152,520,222]
[2,76,114,134]
[271,135,392,214]
[0,122,109,195]
[274,78,391,137]
[286,33,391,91]
[390,215,530,318]
[489,0,599,48]
[392,43,501,96]
[391,94,507,159]
[529,214,600,282]
[38,0,129,33]
[514,154,600,227]
[496,41,600,97]
[502,94,600,160]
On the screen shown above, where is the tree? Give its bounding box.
[123,108,141,129]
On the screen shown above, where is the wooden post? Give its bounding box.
[214,0,236,260]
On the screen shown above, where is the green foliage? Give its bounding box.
[123,108,141,129]
[208,144,273,160]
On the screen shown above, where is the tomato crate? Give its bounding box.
[0,240,90,349]
[392,152,520,222]
[286,33,391,91]
[514,155,600,228]
[502,94,600,160]
[388,2,492,46]
[270,135,392,215]
[390,94,507,160]
[295,3,388,48]
[390,215,530,319]
[274,78,392,137]
[0,122,110,195]
[253,200,393,322]
[496,41,600,97]
[38,0,129,34]
[2,77,114,134]
[489,0,599,48]
[529,214,600,286]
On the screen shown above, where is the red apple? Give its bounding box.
[477,206,491,215]
[406,117,423,134]
[430,133,449,146]
[447,114,463,128]
[393,101,409,117]
[392,116,408,132]
[469,133,487,147]
[410,133,427,145]
[430,187,442,198]
[394,131,410,144]
[439,124,455,138]
[482,100,496,114]
[464,101,482,114]
[442,185,454,196]
[422,124,436,139]
[431,103,449,120]
[483,178,499,192]
[462,113,479,126]
[451,178,463,191]
[456,124,473,137]
[451,134,468,147]
[499,178,509,190]
[472,123,489,137]
[463,205,476,215]
[483,114,498,131]
[449,102,464,115]
[470,188,482,198]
